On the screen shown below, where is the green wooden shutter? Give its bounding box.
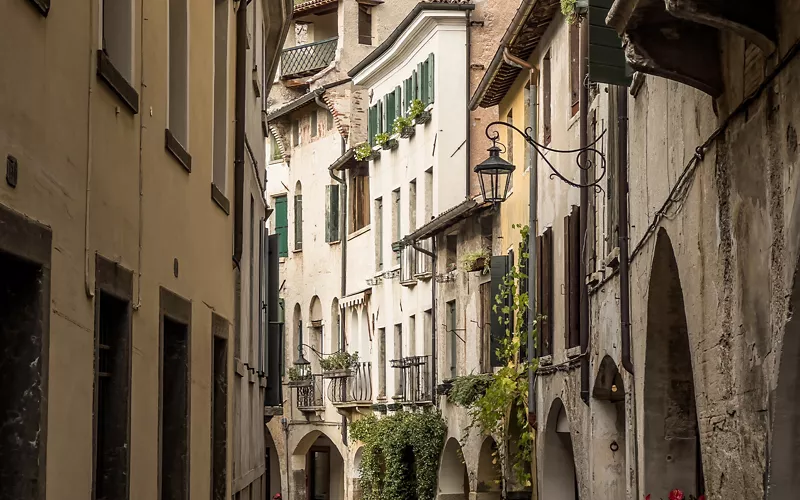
[386,93,395,132]
[377,100,383,135]
[274,196,288,257]
[418,62,426,104]
[412,70,418,101]
[427,53,435,104]
[490,255,510,367]
[325,184,340,242]
[588,0,632,86]
[394,86,402,119]
[368,105,377,145]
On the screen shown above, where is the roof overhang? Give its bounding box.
[329,148,369,172]
[469,0,559,110]
[402,199,490,244]
[348,3,475,85]
[340,289,371,309]
[294,0,338,17]
[266,88,325,122]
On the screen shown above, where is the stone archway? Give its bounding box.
[266,428,283,499]
[767,262,800,497]
[476,437,501,500]
[592,355,626,499]
[292,430,345,500]
[438,437,469,499]
[542,398,579,500]
[643,229,704,497]
[351,446,364,500]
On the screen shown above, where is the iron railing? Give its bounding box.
[280,37,338,79]
[297,374,324,411]
[328,361,373,405]
[390,355,433,404]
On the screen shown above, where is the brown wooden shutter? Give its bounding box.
[539,228,553,356]
[564,206,580,348]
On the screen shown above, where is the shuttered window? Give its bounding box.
[418,62,426,104]
[325,184,340,243]
[368,105,377,144]
[489,255,511,367]
[294,194,303,251]
[564,206,580,348]
[394,86,402,121]
[386,93,396,133]
[543,51,552,145]
[426,53,435,105]
[274,195,288,257]
[536,228,554,356]
[377,100,384,135]
[412,70,418,102]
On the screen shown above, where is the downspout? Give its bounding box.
[465,10,471,198]
[234,0,247,266]
[502,47,539,427]
[579,18,590,404]
[83,0,96,298]
[409,240,437,404]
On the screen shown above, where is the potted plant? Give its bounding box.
[374,132,393,151]
[287,367,312,387]
[354,142,374,161]
[461,249,491,273]
[409,99,431,125]
[561,0,587,24]
[392,115,415,139]
[321,351,359,378]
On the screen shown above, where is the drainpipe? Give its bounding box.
[465,10,472,198]
[579,17,590,405]
[502,47,539,427]
[233,0,247,266]
[409,240,437,404]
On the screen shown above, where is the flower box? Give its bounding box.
[414,110,431,125]
[400,125,415,139]
[287,378,312,388]
[382,137,399,150]
[321,368,352,379]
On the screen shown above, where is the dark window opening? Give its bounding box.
[0,251,46,499]
[536,228,554,356]
[358,5,372,45]
[95,291,132,500]
[543,51,552,145]
[570,23,580,116]
[212,335,228,500]
[445,234,458,272]
[564,207,581,349]
[161,317,189,500]
[350,167,370,233]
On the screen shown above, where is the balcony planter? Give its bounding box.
[322,368,352,379]
[383,136,399,151]
[320,351,359,379]
[287,378,312,388]
[461,249,491,274]
[414,110,431,125]
[355,142,381,162]
[393,115,415,139]
[400,126,415,139]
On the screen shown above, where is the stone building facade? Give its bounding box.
[0,0,290,499]
[472,0,800,499]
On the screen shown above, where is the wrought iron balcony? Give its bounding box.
[390,355,433,405]
[280,37,338,79]
[328,361,373,407]
[296,374,324,411]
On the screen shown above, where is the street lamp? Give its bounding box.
[476,120,606,429]
[474,140,516,204]
[294,348,312,379]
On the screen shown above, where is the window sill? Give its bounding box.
[400,279,417,287]
[328,240,341,246]
[539,354,553,366]
[27,0,49,16]
[166,129,192,172]
[566,346,581,359]
[348,225,371,240]
[96,50,139,114]
[292,248,303,254]
[211,183,230,215]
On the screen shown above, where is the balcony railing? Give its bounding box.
[280,37,338,79]
[297,374,324,411]
[390,355,433,404]
[328,361,373,406]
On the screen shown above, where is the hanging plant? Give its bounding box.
[392,115,415,138]
[355,142,374,161]
[409,99,431,124]
[350,410,446,500]
[287,367,312,387]
[320,351,359,376]
[461,249,491,273]
[447,373,494,407]
[561,0,587,24]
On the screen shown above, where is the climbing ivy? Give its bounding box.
[350,409,446,500]
[450,224,537,493]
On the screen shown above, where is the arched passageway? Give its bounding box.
[643,230,704,497]
[476,437,501,500]
[592,355,626,499]
[542,399,579,500]
[266,429,282,498]
[767,262,800,497]
[352,447,364,500]
[438,437,469,499]
[507,403,533,498]
[292,431,345,500]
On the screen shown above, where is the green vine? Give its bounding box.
[450,224,536,493]
[355,142,373,161]
[560,0,585,24]
[350,410,446,500]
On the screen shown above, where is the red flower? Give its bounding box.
[698,496,705,500]
[669,490,684,500]
[645,495,651,500]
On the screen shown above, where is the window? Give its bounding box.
[543,50,552,145]
[408,315,416,356]
[169,0,189,147]
[424,167,434,222]
[293,119,300,146]
[570,23,581,117]
[564,206,581,349]
[269,133,282,162]
[375,197,383,269]
[418,54,436,105]
[392,189,401,265]
[393,324,403,397]
[311,110,318,138]
[479,282,491,372]
[161,315,189,500]
[378,328,386,399]
[537,228,554,357]
[294,182,303,251]
[385,93,396,133]
[506,110,514,192]
[213,0,229,191]
[274,195,288,257]
[358,5,372,45]
[423,310,432,357]
[446,300,457,378]
[102,0,133,81]
[327,110,334,131]
[249,198,256,362]
[408,179,417,231]
[94,292,132,500]
[325,184,340,243]
[211,324,228,500]
[445,234,457,271]
[350,166,370,232]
